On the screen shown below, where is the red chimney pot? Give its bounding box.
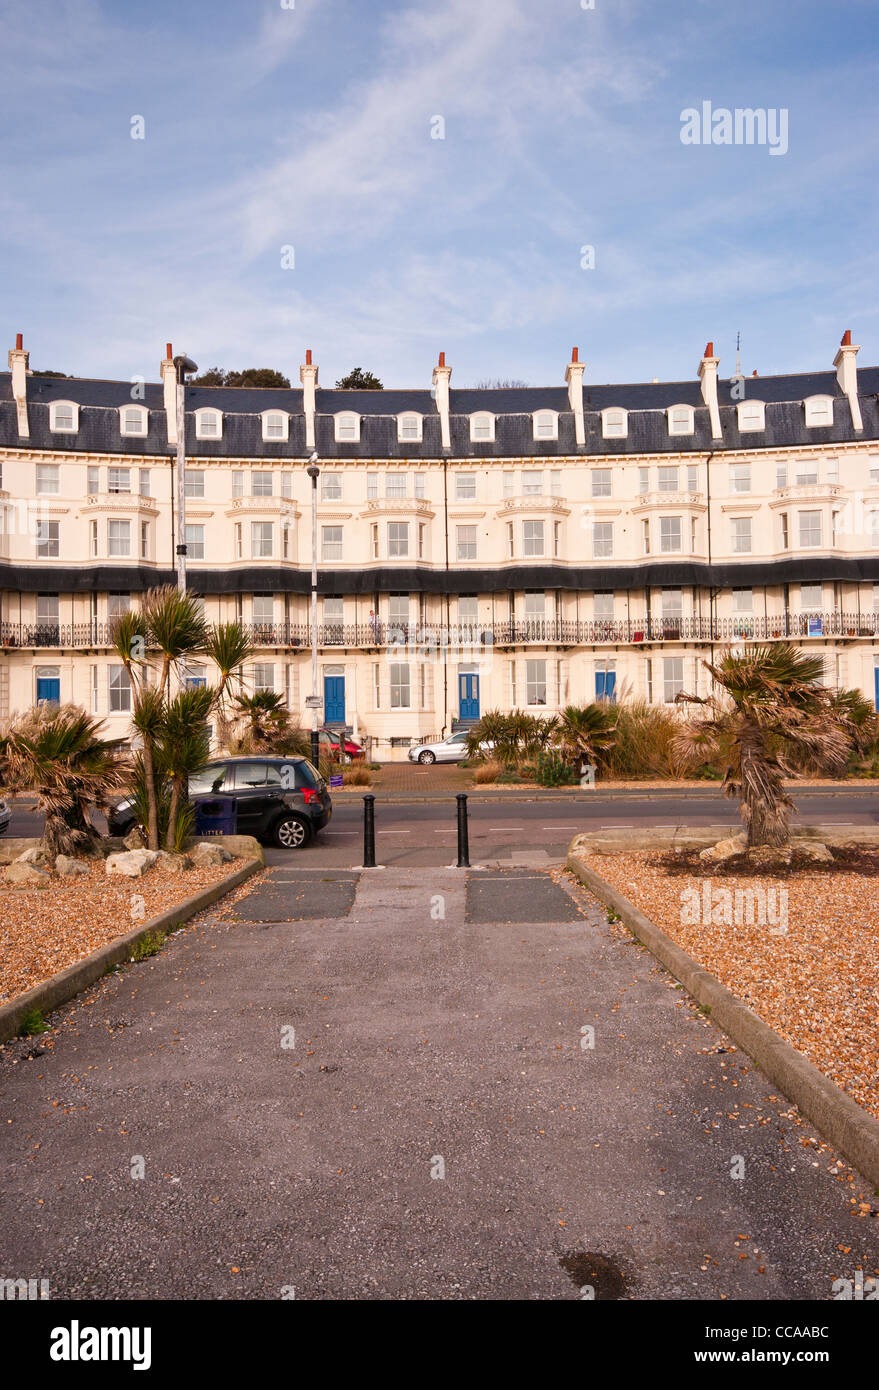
[438,352,445,367]
[841,329,852,346]
[166,342,172,360]
[571,347,579,363]
[705,341,714,358]
[752,369,758,377]
[306,349,312,365]
[15,333,22,351]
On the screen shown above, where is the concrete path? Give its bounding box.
[1,865,877,1300]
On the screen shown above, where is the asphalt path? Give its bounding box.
[5,790,879,868]
[3,863,878,1300]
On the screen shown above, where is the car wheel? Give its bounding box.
[418,750,436,765]
[274,815,311,849]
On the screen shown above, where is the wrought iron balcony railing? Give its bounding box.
[1,612,875,651]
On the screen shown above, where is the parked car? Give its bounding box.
[407,731,488,765]
[0,798,10,836]
[107,756,332,849]
[318,728,365,760]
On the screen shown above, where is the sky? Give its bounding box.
[1,0,878,390]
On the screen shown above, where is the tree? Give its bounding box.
[0,704,130,857]
[335,367,383,389]
[229,690,309,756]
[556,703,618,773]
[190,367,291,388]
[470,378,529,389]
[110,587,251,850]
[33,370,69,378]
[672,644,856,848]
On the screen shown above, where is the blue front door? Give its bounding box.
[595,670,616,702]
[324,675,345,724]
[459,672,479,720]
[36,677,60,704]
[875,667,879,712]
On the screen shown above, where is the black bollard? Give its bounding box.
[456,792,470,868]
[363,793,376,868]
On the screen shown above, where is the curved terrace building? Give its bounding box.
[1,333,878,758]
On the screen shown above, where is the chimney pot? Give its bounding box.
[438,352,446,367]
[705,341,714,358]
[841,329,852,347]
[15,333,22,351]
[752,369,758,377]
[166,342,173,359]
[306,348,312,365]
[571,347,579,363]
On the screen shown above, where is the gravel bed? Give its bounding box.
[578,847,879,1119]
[0,859,246,1007]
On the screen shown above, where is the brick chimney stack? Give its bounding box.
[300,349,318,449]
[834,328,862,431]
[8,333,30,438]
[160,341,178,445]
[698,340,722,440]
[564,347,585,446]
[432,351,452,449]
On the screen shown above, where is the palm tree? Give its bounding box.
[142,586,207,698]
[200,622,253,747]
[159,685,215,850]
[0,704,130,856]
[231,690,290,752]
[556,703,618,774]
[672,644,854,847]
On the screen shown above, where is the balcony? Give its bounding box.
[1,612,875,653]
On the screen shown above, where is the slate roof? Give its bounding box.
[1,367,877,460]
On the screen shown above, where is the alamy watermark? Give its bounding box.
[680,102,789,156]
[680,879,788,935]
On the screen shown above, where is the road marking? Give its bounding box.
[543,825,580,830]
[378,831,411,835]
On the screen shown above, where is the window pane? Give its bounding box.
[252,472,273,497]
[591,470,611,498]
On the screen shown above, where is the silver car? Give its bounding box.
[0,798,10,836]
[408,731,476,765]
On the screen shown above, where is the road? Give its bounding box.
[5,789,878,868]
[3,862,878,1300]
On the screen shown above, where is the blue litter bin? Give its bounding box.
[194,796,238,836]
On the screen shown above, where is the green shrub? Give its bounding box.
[131,932,163,961]
[18,1009,48,1036]
[535,751,577,787]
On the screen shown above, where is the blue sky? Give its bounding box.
[2,0,878,389]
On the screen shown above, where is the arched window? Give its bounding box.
[119,405,148,437]
[667,404,694,436]
[601,408,628,439]
[532,410,557,440]
[49,401,79,433]
[397,413,422,442]
[737,400,765,433]
[804,395,834,428]
[195,408,222,439]
[334,412,360,442]
[262,410,288,441]
[469,412,495,443]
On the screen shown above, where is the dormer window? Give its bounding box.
[195,409,222,439]
[335,412,360,442]
[397,413,422,442]
[804,395,834,428]
[470,412,495,443]
[532,410,558,441]
[262,410,288,442]
[737,400,765,433]
[120,405,148,437]
[50,401,79,433]
[601,408,628,439]
[667,405,694,436]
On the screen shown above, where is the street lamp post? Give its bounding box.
[307,456,321,770]
[172,354,198,592]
